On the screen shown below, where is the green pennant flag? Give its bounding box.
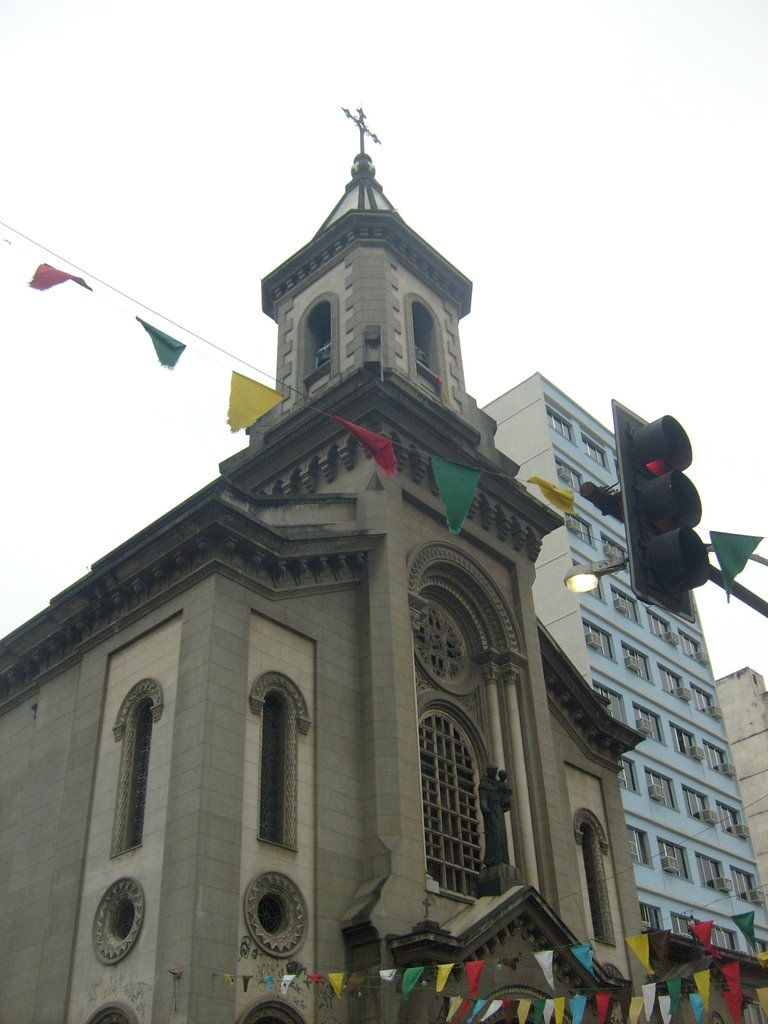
[732,910,756,949]
[431,456,481,534]
[402,966,424,999]
[136,317,186,369]
[533,999,545,1024]
[710,531,763,600]
[667,977,682,1015]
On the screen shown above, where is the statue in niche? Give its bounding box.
[478,764,511,866]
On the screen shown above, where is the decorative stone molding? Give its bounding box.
[113,678,163,741]
[573,808,609,853]
[93,877,145,964]
[238,999,307,1024]
[85,1005,140,1024]
[249,672,310,735]
[244,872,307,958]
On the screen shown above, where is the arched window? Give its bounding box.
[250,672,310,850]
[574,808,614,943]
[259,693,287,843]
[412,300,436,371]
[237,1000,306,1024]
[419,711,481,895]
[306,300,332,373]
[111,680,163,856]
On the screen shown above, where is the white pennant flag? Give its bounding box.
[280,974,296,995]
[379,969,397,982]
[543,999,555,1024]
[534,950,555,989]
[481,1000,504,1022]
[642,983,657,1022]
[658,995,671,1024]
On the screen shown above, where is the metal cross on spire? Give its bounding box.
[341,106,381,155]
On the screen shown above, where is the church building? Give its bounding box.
[2,125,686,1024]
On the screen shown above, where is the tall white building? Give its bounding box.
[486,373,768,953]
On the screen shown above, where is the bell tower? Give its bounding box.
[259,109,474,427]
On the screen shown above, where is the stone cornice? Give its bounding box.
[0,482,373,711]
[261,209,473,321]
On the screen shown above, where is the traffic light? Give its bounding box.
[612,400,709,622]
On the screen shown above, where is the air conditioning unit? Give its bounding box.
[648,784,666,802]
[728,824,751,840]
[660,855,679,874]
[604,543,624,561]
[663,631,679,645]
[614,596,631,615]
[673,686,692,702]
[695,809,719,825]
[625,654,643,675]
[693,651,710,665]
[585,631,603,650]
[746,889,766,906]
[557,466,573,484]
[689,746,705,761]
[712,877,733,893]
[636,717,653,736]
[716,762,737,778]
[704,705,723,720]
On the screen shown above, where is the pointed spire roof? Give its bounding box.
[315,151,396,236]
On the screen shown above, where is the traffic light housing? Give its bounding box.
[612,400,709,621]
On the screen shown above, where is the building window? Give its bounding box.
[411,300,438,373]
[635,706,663,742]
[659,666,684,695]
[704,741,726,770]
[594,684,625,722]
[419,712,481,896]
[658,839,688,878]
[601,534,626,563]
[555,458,581,490]
[680,632,701,658]
[574,809,614,943]
[628,826,650,864]
[305,299,333,374]
[671,912,692,936]
[717,802,741,832]
[622,644,649,678]
[565,514,593,545]
[711,925,738,951]
[671,724,697,757]
[612,588,638,622]
[732,868,756,899]
[645,768,674,806]
[697,853,726,889]
[583,435,607,467]
[691,686,713,712]
[648,612,670,639]
[619,758,638,792]
[584,621,613,658]
[111,679,163,857]
[250,671,311,851]
[640,903,662,930]
[547,406,572,441]
[683,787,709,818]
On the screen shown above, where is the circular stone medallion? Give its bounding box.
[93,878,145,964]
[244,872,307,957]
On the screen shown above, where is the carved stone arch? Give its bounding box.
[573,807,609,853]
[111,680,163,856]
[298,291,339,380]
[237,999,307,1024]
[113,678,163,741]
[250,672,311,849]
[405,292,444,378]
[408,542,524,657]
[417,692,489,767]
[85,1005,140,1024]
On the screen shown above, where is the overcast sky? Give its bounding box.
[0,0,765,679]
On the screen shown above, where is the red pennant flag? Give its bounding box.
[455,998,472,1024]
[29,263,93,291]
[307,973,325,984]
[721,961,740,992]
[596,992,612,1024]
[723,987,743,1024]
[332,415,398,475]
[690,921,719,958]
[466,960,485,996]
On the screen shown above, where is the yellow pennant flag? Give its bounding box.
[527,476,575,514]
[628,996,644,1024]
[223,973,234,984]
[436,964,455,992]
[328,972,344,998]
[447,996,464,1021]
[227,372,285,432]
[693,969,710,1009]
[518,997,532,1024]
[756,988,768,1015]
[757,951,768,969]
[626,934,652,974]
[554,997,566,1024]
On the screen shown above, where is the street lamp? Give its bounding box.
[564,556,627,594]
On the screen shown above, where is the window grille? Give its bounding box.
[259,693,287,844]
